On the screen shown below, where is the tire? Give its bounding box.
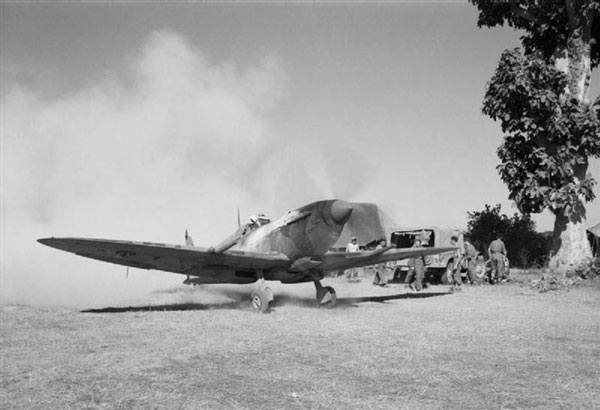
[474,261,486,280]
[489,265,498,285]
[441,261,454,285]
[503,257,510,280]
[251,289,271,313]
[318,286,337,308]
[263,287,274,302]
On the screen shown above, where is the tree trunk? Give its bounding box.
[550,204,593,274]
[566,0,594,105]
[548,1,595,275]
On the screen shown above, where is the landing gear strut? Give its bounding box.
[314,280,337,308]
[250,271,337,313]
[251,270,273,314]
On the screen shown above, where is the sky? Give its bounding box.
[2,1,599,307]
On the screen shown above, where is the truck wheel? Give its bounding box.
[473,261,486,283]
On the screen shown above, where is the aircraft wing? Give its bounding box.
[316,247,456,272]
[37,237,290,275]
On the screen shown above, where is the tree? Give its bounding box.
[471,1,600,272]
[466,204,552,268]
[466,204,510,253]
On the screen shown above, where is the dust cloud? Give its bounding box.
[149,282,316,309]
[1,30,291,308]
[1,29,380,309]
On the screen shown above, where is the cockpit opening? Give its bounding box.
[249,213,271,228]
[241,213,271,236]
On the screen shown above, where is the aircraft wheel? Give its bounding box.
[251,289,271,314]
[317,286,337,308]
[263,287,274,302]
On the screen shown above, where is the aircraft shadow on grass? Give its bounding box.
[80,291,450,313]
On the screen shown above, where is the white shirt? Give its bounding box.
[346,242,360,252]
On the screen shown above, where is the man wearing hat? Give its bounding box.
[345,236,360,282]
[450,234,464,291]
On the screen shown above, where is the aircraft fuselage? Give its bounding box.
[234,200,352,262]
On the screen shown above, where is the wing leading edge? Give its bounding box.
[316,247,456,272]
[37,237,290,276]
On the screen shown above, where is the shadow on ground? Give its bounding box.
[81,291,450,313]
[336,291,450,306]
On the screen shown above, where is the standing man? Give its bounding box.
[450,235,463,291]
[462,239,479,284]
[406,238,426,291]
[454,238,478,285]
[345,236,360,282]
[488,233,507,284]
[372,238,389,287]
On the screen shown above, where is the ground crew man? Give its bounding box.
[457,239,478,284]
[464,240,479,284]
[372,238,389,287]
[488,234,507,284]
[406,238,426,291]
[345,236,360,282]
[450,235,463,291]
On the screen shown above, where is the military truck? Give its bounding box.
[389,226,486,284]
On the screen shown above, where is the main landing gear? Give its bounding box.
[250,270,274,313]
[314,280,337,308]
[249,271,337,313]
[251,281,274,313]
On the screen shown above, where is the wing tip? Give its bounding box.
[37,237,68,250]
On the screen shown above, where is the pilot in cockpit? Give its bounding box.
[247,213,271,231]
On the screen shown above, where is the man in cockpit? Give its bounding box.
[249,214,270,229]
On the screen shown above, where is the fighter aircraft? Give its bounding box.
[38,200,455,313]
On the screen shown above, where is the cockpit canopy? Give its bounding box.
[249,213,271,227]
[241,213,271,236]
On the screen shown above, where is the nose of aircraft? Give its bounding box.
[330,200,353,225]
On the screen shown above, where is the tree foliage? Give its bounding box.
[466,204,551,268]
[471,0,600,219]
[484,48,600,216]
[470,1,600,268]
[472,1,600,67]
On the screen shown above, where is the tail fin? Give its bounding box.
[185,229,194,246]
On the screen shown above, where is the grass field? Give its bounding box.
[2,272,600,410]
